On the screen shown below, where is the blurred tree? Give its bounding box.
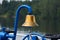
[0,0,60,33]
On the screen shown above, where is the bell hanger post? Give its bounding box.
[13,5,32,40]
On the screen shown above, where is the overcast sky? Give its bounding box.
[0,0,32,4]
[0,0,3,4]
[0,0,11,4]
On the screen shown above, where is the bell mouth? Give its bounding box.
[22,22,39,27]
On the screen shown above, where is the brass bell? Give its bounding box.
[22,15,39,27]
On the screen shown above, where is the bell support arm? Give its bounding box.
[13,5,32,40]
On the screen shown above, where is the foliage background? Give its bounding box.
[0,0,60,34]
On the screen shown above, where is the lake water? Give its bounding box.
[15,31,60,40]
[9,31,51,40]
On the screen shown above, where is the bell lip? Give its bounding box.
[22,25,39,27]
[22,26,33,27]
[22,26,34,27]
[22,23,39,27]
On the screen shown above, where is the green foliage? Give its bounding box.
[0,0,60,34]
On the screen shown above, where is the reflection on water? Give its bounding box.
[9,31,50,40]
[9,31,60,40]
[0,26,60,40]
[16,31,28,40]
[9,31,29,40]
